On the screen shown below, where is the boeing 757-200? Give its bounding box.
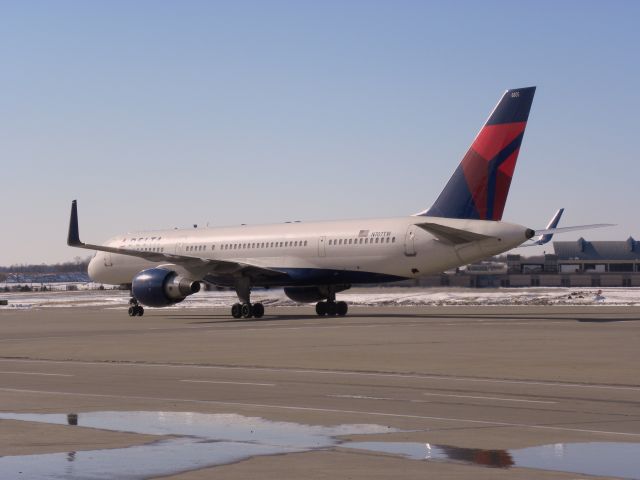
[68,87,610,318]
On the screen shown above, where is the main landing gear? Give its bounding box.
[231,302,264,319]
[315,287,348,316]
[128,298,144,317]
[231,277,264,319]
[315,300,348,316]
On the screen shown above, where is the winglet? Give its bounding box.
[535,208,564,245]
[67,200,83,246]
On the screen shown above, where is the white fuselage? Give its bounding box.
[88,216,530,287]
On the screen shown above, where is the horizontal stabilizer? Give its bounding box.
[534,224,614,236]
[415,222,493,245]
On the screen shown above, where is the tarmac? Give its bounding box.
[1,305,639,479]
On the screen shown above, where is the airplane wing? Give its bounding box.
[67,200,287,280]
[414,222,493,245]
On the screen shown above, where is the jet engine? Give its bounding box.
[132,268,200,307]
[284,285,350,303]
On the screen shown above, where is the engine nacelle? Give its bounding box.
[132,268,201,307]
[284,285,350,303]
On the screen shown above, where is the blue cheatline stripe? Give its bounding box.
[204,268,409,288]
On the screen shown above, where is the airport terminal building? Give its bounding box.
[421,237,640,288]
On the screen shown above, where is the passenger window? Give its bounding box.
[392,237,396,243]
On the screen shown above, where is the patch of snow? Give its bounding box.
[1,287,639,310]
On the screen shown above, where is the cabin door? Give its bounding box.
[404,225,417,256]
[318,236,326,257]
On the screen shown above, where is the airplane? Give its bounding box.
[68,86,611,318]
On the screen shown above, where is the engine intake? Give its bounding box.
[132,268,200,307]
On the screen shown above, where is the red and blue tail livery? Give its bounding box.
[422,87,536,221]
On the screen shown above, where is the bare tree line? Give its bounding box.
[0,256,91,274]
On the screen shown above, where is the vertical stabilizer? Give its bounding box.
[420,87,536,220]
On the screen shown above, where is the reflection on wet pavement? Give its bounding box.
[0,411,397,479]
[345,442,514,467]
[345,441,640,479]
[0,411,638,479]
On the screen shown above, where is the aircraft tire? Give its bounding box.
[253,303,264,318]
[315,302,327,316]
[336,301,348,316]
[241,303,253,318]
[136,306,144,316]
[231,303,242,319]
[128,306,136,317]
[326,301,337,316]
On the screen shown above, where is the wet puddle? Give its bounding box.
[0,411,638,479]
[345,441,640,479]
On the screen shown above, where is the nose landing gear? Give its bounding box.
[128,298,144,317]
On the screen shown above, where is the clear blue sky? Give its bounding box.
[2,0,638,265]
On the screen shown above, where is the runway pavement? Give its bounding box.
[1,305,639,479]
